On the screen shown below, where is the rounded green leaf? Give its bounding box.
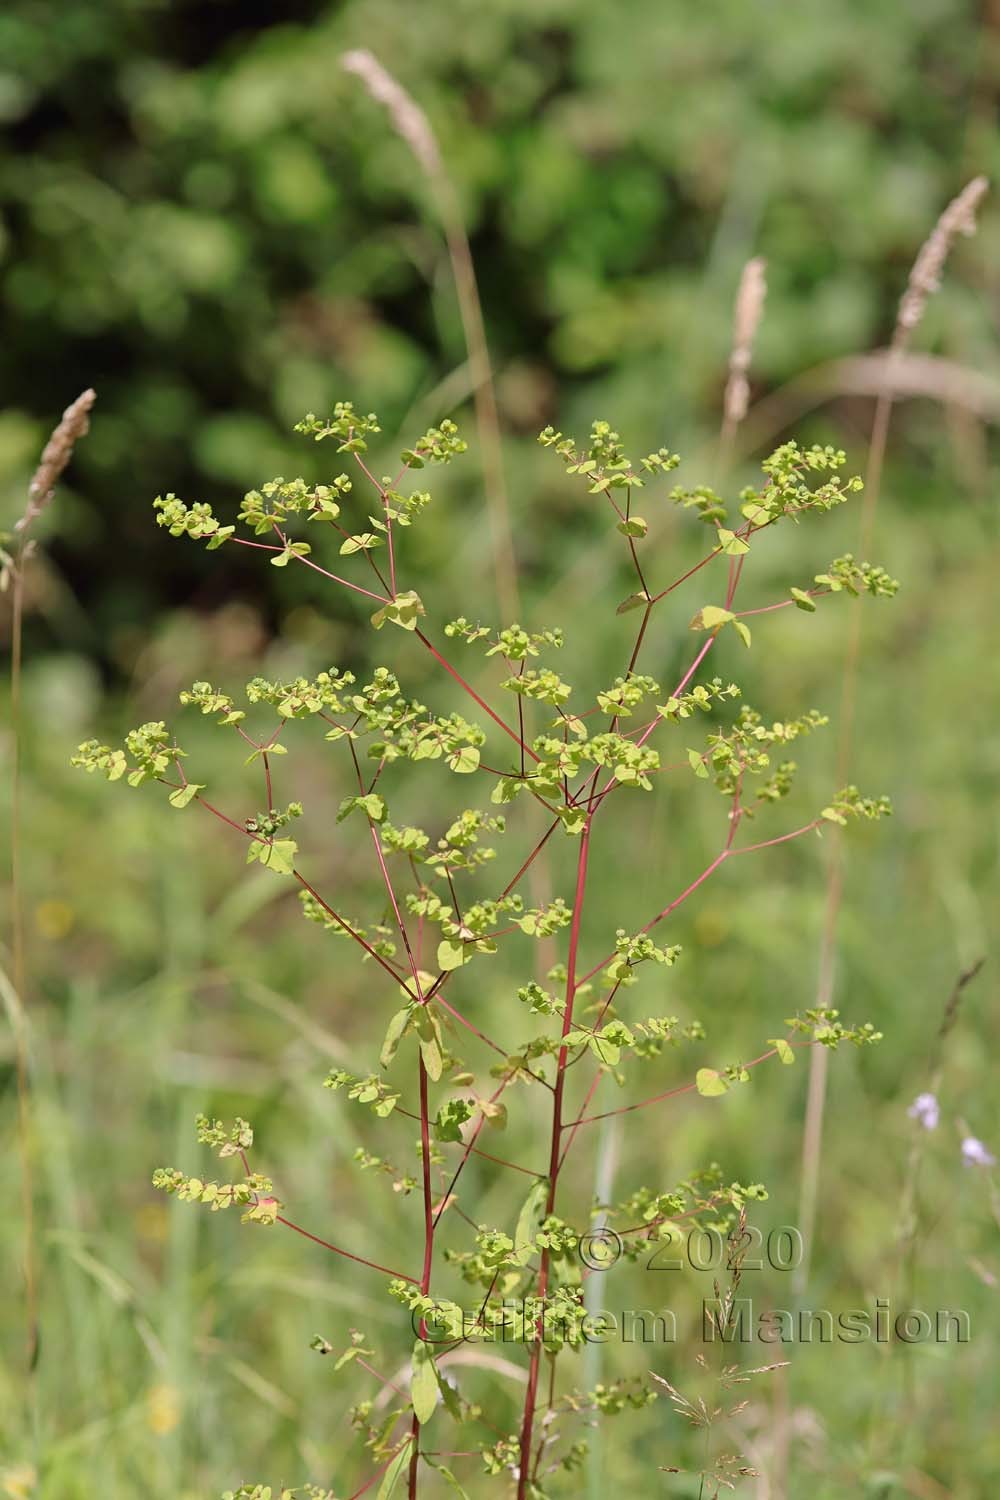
[437,939,467,972]
[446,745,480,775]
[168,782,204,809]
[695,1068,728,1098]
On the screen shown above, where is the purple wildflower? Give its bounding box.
[907,1092,939,1131]
[961,1136,997,1169]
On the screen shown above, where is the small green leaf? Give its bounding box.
[616,591,650,615]
[717,528,750,556]
[422,1458,470,1497]
[437,939,467,972]
[687,748,709,779]
[398,970,436,1002]
[377,1437,413,1499]
[380,1008,411,1069]
[589,1033,620,1065]
[790,587,817,612]
[435,1097,473,1142]
[491,776,524,805]
[695,1068,728,1098]
[245,743,287,766]
[370,589,425,632]
[558,806,587,835]
[769,1038,795,1065]
[411,1340,438,1425]
[690,605,735,632]
[616,516,648,538]
[732,619,752,649]
[419,1032,443,1082]
[446,745,480,775]
[247,838,297,875]
[515,1177,548,1261]
[340,532,381,555]
[168,783,204,809]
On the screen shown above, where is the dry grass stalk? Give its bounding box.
[17,387,96,536]
[719,257,768,606]
[723,257,768,431]
[341,50,520,626]
[341,61,529,1495]
[9,388,96,1375]
[796,177,988,1296]
[738,350,1000,449]
[341,51,440,176]
[897,176,988,337]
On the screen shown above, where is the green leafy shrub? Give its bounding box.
[74,406,894,1498]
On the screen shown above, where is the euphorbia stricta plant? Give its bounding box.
[74,405,894,1499]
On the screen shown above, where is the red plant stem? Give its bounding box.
[509,537,768,1489]
[275,1214,414,1282]
[414,629,539,762]
[557,1068,604,1173]
[516,811,594,1498]
[191,791,414,988]
[355,787,434,1500]
[194,790,443,995]
[231,534,389,604]
[585,635,722,821]
[438,992,510,1056]
[657,636,719,727]
[568,1040,810,1127]
[354,451,388,497]
[574,818,821,989]
[384,504,398,601]
[432,1080,516,1229]
[726,551,747,609]
[234,1138,414,1282]
[192,792,257,838]
[368,821,425,994]
[624,601,653,679]
[648,541,724,603]
[356,1356,408,1401]
[292,871,410,985]
[417,1060,434,1298]
[394,1106,538,1178]
[733,819,823,855]
[615,1196,728,1242]
[408,1053,434,1498]
[577,847,729,988]
[516,668,526,778]
[734,590,828,618]
[494,817,559,898]
[200,758,509,1075]
[453,1142,540,1177]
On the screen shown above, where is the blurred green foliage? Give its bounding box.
[1,0,999,656]
[2,1,1000,1497]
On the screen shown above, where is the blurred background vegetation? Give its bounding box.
[1,1,998,1496]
